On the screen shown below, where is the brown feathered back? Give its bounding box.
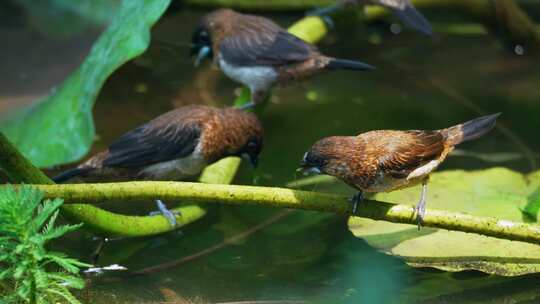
[82,105,262,168]
[200,9,319,67]
[200,107,263,162]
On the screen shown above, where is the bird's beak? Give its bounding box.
[242,153,258,168]
[296,166,321,176]
[250,155,258,168]
[192,45,211,67]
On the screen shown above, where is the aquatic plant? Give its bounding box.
[0,185,90,304]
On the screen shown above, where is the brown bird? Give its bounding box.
[191,9,374,109]
[309,0,432,36]
[53,105,263,225]
[299,114,499,225]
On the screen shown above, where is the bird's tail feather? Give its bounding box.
[326,58,375,71]
[53,167,93,183]
[443,113,500,146]
[392,4,433,36]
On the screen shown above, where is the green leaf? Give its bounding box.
[41,223,83,243]
[521,185,540,221]
[46,287,82,304]
[48,273,86,290]
[15,0,118,36]
[0,0,171,167]
[33,268,50,289]
[0,269,13,280]
[349,168,540,276]
[33,199,63,233]
[44,252,90,273]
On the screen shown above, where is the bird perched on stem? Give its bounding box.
[299,113,499,226]
[191,8,374,109]
[308,0,433,36]
[53,105,263,226]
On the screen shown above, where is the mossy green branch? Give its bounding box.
[0,133,50,183]
[29,181,540,245]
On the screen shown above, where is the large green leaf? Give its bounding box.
[0,0,171,168]
[349,168,540,276]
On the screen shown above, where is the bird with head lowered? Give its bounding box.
[299,113,500,226]
[53,105,263,226]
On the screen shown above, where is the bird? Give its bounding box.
[299,113,499,226]
[53,105,264,226]
[190,8,374,109]
[308,0,433,36]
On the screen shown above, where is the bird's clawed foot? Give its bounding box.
[349,191,364,215]
[414,199,426,230]
[150,200,181,227]
[237,101,256,111]
[414,181,428,230]
[90,236,123,265]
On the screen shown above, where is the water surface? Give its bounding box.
[3,4,540,303]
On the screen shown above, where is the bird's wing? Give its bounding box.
[219,16,316,67]
[103,114,202,168]
[372,130,445,178]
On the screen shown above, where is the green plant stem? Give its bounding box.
[0,133,50,183]
[28,181,540,245]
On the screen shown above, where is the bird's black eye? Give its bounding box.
[193,28,211,45]
[191,26,213,61]
[245,141,261,156]
[243,140,261,168]
[302,151,326,168]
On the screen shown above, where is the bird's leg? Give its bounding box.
[238,90,268,111]
[238,102,255,111]
[89,237,123,265]
[414,179,429,229]
[90,237,106,265]
[349,191,364,215]
[149,199,180,227]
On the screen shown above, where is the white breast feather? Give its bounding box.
[218,56,278,92]
[139,142,207,180]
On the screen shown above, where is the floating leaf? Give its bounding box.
[0,0,171,167]
[348,167,540,276]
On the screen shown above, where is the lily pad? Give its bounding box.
[348,167,540,276]
[0,0,171,168]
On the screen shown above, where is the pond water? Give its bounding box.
[4,3,540,303]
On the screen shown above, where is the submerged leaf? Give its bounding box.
[0,0,171,167]
[348,168,540,276]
